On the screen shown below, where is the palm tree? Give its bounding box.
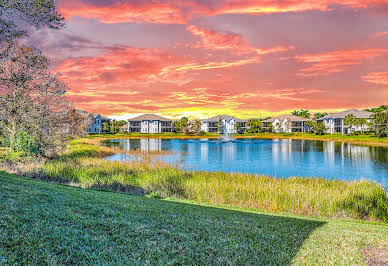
[313,112,328,121]
[344,114,356,134]
[356,118,368,134]
[292,109,311,118]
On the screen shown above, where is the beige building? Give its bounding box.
[262,114,310,133]
[127,114,173,133]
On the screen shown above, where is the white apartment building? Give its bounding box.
[201,115,247,134]
[127,114,173,133]
[262,114,310,133]
[317,109,373,134]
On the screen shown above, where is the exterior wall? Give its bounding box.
[320,118,372,134]
[88,115,110,134]
[129,120,172,133]
[200,122,208,132]
[201,119,244,134]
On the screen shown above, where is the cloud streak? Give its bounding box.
[295,49,388,76]
[57,0,388,25]
[362,72,388,85]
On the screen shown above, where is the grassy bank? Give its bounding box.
[1,173,388,264]
[88,132,388,146]
[11,138,387,223]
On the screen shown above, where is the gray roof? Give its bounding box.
[201,115,246,123]
[317,109,373,120]
[262,114,310,123]
[128,114,172,121]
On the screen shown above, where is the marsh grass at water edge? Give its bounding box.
[8,137,387,222]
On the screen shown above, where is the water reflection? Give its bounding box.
[102,138,388,190]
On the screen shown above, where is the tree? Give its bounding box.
[103,122,110,134]
[234,122,242,134]
[64,109,90,137]
[306,121,328,135]
[247,119,262,133]
[344,114,357,134]
[0,0,64,45]
[373,111,388,138]
[313,112,328,120]
[355,118,368,134]
[0,45,69,156]
[109,120,126,134]
[292,110,311,119]
[364,105,388,113]
[189,120,202,135]
[173,117,189,134]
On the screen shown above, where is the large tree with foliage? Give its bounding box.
[0,0,64,45]
[306,121,327,135]
[0,44,69,156]
[247,119,262,133]
[373,111,388,138]
[344,114,357,134]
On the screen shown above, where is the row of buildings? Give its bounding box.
[87,109,375,135]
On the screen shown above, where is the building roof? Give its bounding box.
[128,114,172,121]
[201,115,246,123]
[317,109,373,120]
[262,114,310,123]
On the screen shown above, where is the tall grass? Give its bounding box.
[30,138,388,222]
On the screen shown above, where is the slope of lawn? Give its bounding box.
[0,173,387,265]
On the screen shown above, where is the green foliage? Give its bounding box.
[172,117,189,133]
[313,112,328,120]
[292,110,311,118]
[173,117,202,135]
[3,131,41,155]
[373,111,388,138]
[102,122,110,133]
[306,121,328,135]
[364,105,388,113]
[247,118,262,133]
[344,114,357,134]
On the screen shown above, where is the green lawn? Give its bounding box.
[1,173,387,265]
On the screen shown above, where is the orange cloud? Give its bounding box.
[362,72,388,85]
[175,58,261,71]
[295,49,388,76]
[57,0,388,25]
[58,1,188,24]
[186,25,290,55]
[375,32,388,38]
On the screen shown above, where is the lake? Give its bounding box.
[103,138,388,190]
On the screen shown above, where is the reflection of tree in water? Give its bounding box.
[368,146,388,164]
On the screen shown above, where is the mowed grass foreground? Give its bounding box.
[1,173,388,265]
[16,138,388,222]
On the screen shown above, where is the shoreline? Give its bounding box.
[87,133,388,147]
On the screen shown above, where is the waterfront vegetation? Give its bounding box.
[1,171,388,264]
[87,131,388,146]
[2,137,387,223]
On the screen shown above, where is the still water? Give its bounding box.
[103,138,388,190]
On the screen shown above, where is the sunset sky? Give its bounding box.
[27,0,388,119]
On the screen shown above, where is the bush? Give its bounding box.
[198,131,206,136]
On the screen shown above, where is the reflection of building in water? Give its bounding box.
[339,142,371,161]
[139,139,162,151]
[222,142,236,161]
[272,139,293,165]
[323,141,335,167]
[200,142,208,162]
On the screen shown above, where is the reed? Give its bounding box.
[31,138,388,222]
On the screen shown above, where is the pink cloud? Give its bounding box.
[295,49,388,76]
